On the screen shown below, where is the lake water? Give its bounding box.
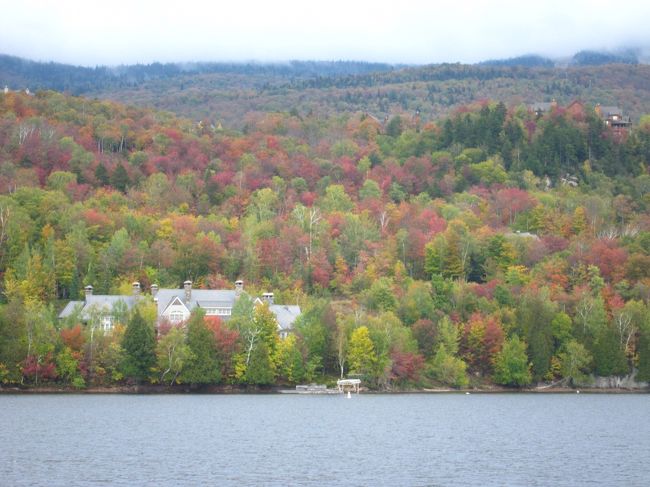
[1,393,648,486]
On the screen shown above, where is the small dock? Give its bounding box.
[279,384,339,394]
[337,379,361,394]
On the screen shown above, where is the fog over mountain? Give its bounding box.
[1,0,650,66]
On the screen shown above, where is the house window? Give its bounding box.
[101,315,113,332]
[203,308,231,316]
[169,311,184,323]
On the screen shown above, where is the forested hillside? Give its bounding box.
[1,89,650,390]
[4,54,650,128]
[80,63,650,128]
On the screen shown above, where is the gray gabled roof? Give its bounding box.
[600,106,623,117]
[59,287,302,332]
[155,289,238,316]
[269,304,301,331]
[196,300,234,308]
[529,102,554,112]
[59,301,84,318]
[58,295,136,320]
[85,295,136,309]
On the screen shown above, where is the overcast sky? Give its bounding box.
[2,0,650,66]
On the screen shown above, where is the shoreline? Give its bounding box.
[1,384,648,394]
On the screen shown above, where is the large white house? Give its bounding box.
[58,280,300,337]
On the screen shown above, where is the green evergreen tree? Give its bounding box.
[592,325,628,377]
[245,342,275,385]
[486,234,513,273]
[182,310,221,385]
[424,241,443,276]
[636,325,650,382]
[516,289,556,381]
[558,340,592,386]
[551,312,573,349]
[121,309,156,383]
[385,115,403,137]
[0,299,28,383]
[110,163,130,192]
[430,274,453,311]
[94,163,109,185]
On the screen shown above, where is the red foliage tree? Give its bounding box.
[61,324,85,351]
[205,317,240,379]
[582,239,628,282]
[22,353,58,384]
[390,351,425,385]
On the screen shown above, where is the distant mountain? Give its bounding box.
[0,54,109,93]
[479,55,554,68]
[571,49,638,66]
[0,54,399,94]
[4,52,650,128]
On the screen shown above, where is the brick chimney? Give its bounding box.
[151,284,159,300]
[132,281,141,297]
[262,292,274,305]
[84,285,93,301]
[184,280,192,303]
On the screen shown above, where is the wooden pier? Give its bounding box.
[336,378,361,394]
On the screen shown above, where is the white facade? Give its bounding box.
[60,281,299,337]
[160,297,191,324]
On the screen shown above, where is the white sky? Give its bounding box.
[1,0,650,66]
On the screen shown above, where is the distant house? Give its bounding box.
[154,280,242,324]
[58,280,301,337]
[529,100,557,117]
[2,86,34,96]
[566,100,586,120]
[505,230,540,241]
[595,104,632,129]
[529,100,632,132]
[253,293,301,339]
[58,283,140,332]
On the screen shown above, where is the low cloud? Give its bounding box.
[1,0,650,65]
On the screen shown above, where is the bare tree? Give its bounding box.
[0,204,9,268]
[307,207,321,261]
[293,205,321,261]
[614,309,635,353]
[575,294,597,336]
[379,210,390,234]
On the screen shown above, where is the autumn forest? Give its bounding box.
[1,64,650,390]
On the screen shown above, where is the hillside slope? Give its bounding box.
[1,89,650,390]
[3,55,650,127]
